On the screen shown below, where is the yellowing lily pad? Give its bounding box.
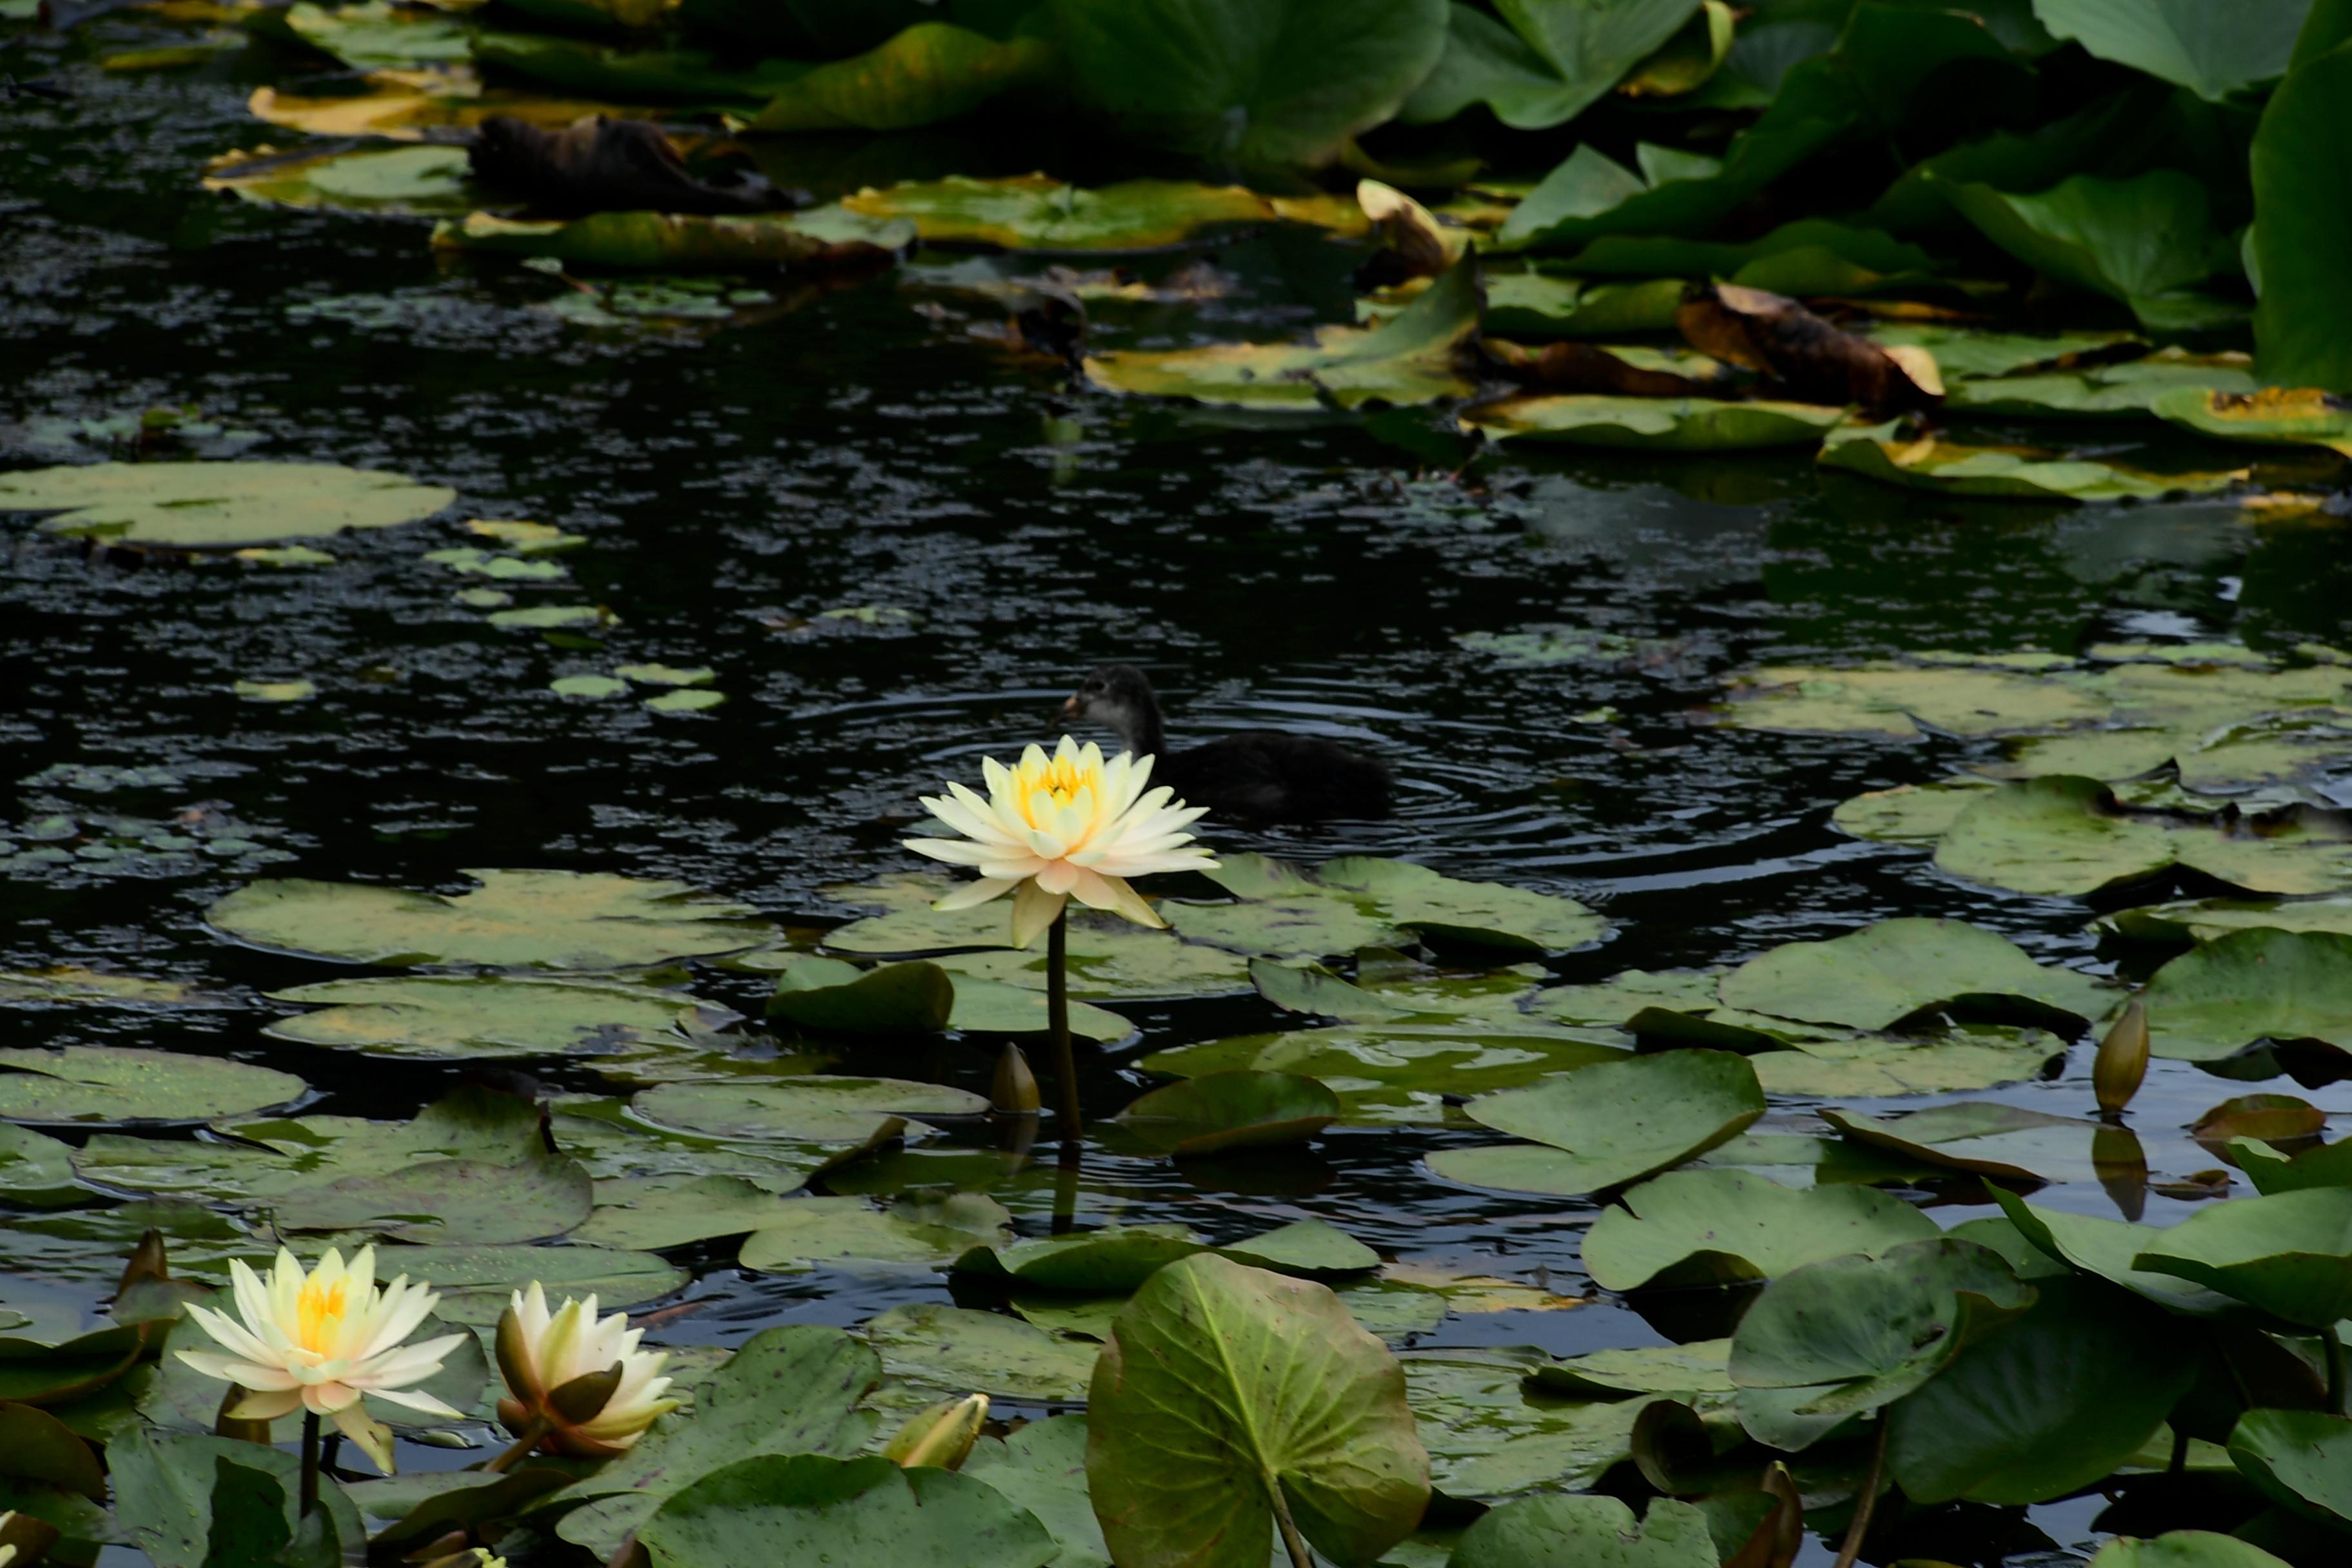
[202,143,482,216]
[1464,394,1846,450]
[430,205,914,271]
[2151,386,2352,457]
[1819,420,2246,501]
[0,462,455,549]
[840,173,1281,251]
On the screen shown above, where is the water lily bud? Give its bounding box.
[494,1284,676,1458]
[994,1041,1040,1115]
[881,1394,988,1471]
[2094,998,2150,1115]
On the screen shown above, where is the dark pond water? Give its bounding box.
[6,15,2352,1567]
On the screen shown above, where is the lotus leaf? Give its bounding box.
[1402,1348,1647,1499]
[737,1192,1012,1273]
[1115,1070,1339,1157]
[1464,394,1847,451]
[1447,1493,1716,1568]
[1400,0,1706,131]
[2251,40,2352,391]
[763,956,954,1034]
[1988,1191,2238,1315]
[554,1324,882,1555]
[2228,1407,2352,1527]
[248,77,663,140]
[2091,1538,2296,1568]
[1484,275,1686,337]
[2141,928,2352,1061]
[1088,1255,1428,1567]
[0,462,455,549]
[2153,386,2352,456]
[638,1453,1055,1568]
[1053,0,1449,166]
[2130,1186,2352,1327]
[1936,168,2242,331]
[206,869,770,968]
[271,1151,593,1244]
[367,1242,684,1324]
[1948,352,2260,418]
[2233,1135,2352,1195]
[1083,257,1480,410]
[1720,658,2110,740]
[632,1076,983,1142]
[468,30,805,101]
[1866,323,2145,379]
[1582,1169,1940,1291]
[1139,1023,1626,1124]
[1525,1340,1732,1400]
[1886,1278,2194,1504]
[1692,1132,1944,1188]
[1820,419,2246,500]
[2034,0,2310,101]
[573,1173,810,1251]
[962,1416,1108,1568]
[202,144,481,216]
[1754,1026,2066,1097]
[1220,1218,1380,1277]
[429,205,914,271]
[839,175,1285,251]
[739,24,1055,132]
[1429,1050,1765,1196]
[0,1048,302,1125]
[0,1124,83,1208]
[284,0,471,70]
[553,1097,882,1188]
[108,1432,365,1568]
[863,1302,1096,1407]
[1249,956,1540,1023]
[1717,917,2111,1032]
[263,974,720,1059]
[927,930,1252,999]
[1820,1102,2097,1185]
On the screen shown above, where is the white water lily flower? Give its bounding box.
[495,1283,676,1456]
[906,736,1217,947]
[177,1246,465,1473]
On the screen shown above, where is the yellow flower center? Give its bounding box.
[1017,752,1098,820]
[296,1276,350,1349]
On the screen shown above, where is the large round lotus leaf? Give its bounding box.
[1312,857,1607,953]
[1402,1348,1646,1500]
[0,1124,83,1208]
[263,975,720,1059]
[1054,0,1446,166]
[838,175,1277,251]
[1751,1026,2064,1097]
[1430,1050,1765,1197]
[2142,929,2352,1062]
[0,462,455,549]
[863,1303,1097,1408]
[1728,1239,2034,1446]
[2228,1407,2352,1527]
[1463,394,1847,450]
[366,1242,685,1325]
[1448,1494,1715,1568]
[1525,1340,1733,1400]
[555,1324,884,1556]
[1819,420,2244,501]
[1083,259,1481,411]
[1141,1023,1627,1125]
[573,1173,812,1251]
[207,870,770,969]
[1115,1070,1338,1157]
[2089,1536,2295,1568]
[765,958,954,1035]
[2129,1187,2352,1328]
[0,1047,302,1124]
[632,1077,985,1142]
[640,1452,1055,1568]
[271,1153,593,1245]
[1716,918,2113,1032]
[1886,1278,2194,1505]
[955,1224,1205,1293]
[1582,1170,1939,1291]
[1934,777,2352,898]
[1088,1255,1428,1568]
[203,144,480,215]
[736,1193,1012,1274]
[1987,1191,2237,1316]
[1821,1102,2095,1185]
[961,1416,1108,1568]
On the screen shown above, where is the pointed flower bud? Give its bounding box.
[493,1284,676,1457]
[881,1394,988,1471]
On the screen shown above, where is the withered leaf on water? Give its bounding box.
[1678,282,1943,415]
[1485,339,1735,398]
[469,115,790,219]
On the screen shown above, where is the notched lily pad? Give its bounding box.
[0,1047,302,1125]
[1429,1050,1765,1197]
[263,974,723,1059]
[1716,918,2112,1032]
[2141,929,2352,1063]
[0,462,456,549]
[1113,1070,1340,1158]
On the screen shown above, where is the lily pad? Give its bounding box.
[636,1453,1055,1568]
[206,869,771,969]
[1819,419,2245,501]
[863,1303,1096,1408]
[0,462,455,550]
[1581,1170,1940,1291]
[1087,1255,1428,1568]
[1866,324,2144,380]
[2228,1407,2352,1527]
[766,957,954,1035]
[840,175,1282,251]
[2141,929,2352,1062]
[1464,395,1847,450]
[1752,1026,2066,1098]
[955,1224,1206,1294]
[2152,387,2352,458]
[1525,1340,1734,1400]
[202,144,481,217]
[366,1242,685,1324]
[1716,918,2112,1032]
[1403,1348,1647,1500]
[429,205,913,271]
[2130,1186,2352,1328]
[284,0,472,70]
[271,1151,594,1244]
[961,1416,1108,1568]
[1083,257,1480,411]
[2033,0,2308,101]
[649,689,725,713]
[0,970,219,1008]
[1930,778,2352,898]
[571,1173,809,1251]
[1114,1070,1339,1157]
[0,1048,302,1125]
[632,1075,983,1141]
[1448,1493,1716,1568]
[262,974,720,1059]
[729,1191,1010,1275]
[2089,1540,2293,1568]
[1821,1102,2097,1185]
[0,1124,84,1208]
[1140,1023,1626,1124]
[1429,1050,1765,1197]
[1990,1191,2238,1315]
[1948,351,2260,419]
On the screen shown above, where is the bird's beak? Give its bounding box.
[1058,694,1082,721]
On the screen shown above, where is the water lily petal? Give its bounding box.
[932,875,1019,911]
[1012,881,1068,949]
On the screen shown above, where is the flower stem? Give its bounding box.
[299,1411,320,1518]
[1831,1416,1888,1568]
[484,1416,551,1474]
[1047,908,1079,1137]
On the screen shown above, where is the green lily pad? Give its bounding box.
[429,205,913,271]
[0,462,455,550]
[2250,36,2352,391]
[2233,1136,2352,1195]
[1220,1219,1380,1278]
[366,1242,685,1324]
[1821,1102,2097,1185]
[271,1152,593,1244]
[284,0,471,70]
[1820,419,2246,501]
[1463,395,1847,451]
[0,1124,84,1208]
[202,144,480,217]
[1114,1070,1338,1157]
[573,1173,810,1251]
[2228,1407,2352,1527]
[1088,1255,1428,1568]
[737,1193,1012,1274]
[2155,386,2352,454]
[1753,1026,2065,1098]
[1582,1170,1940,1291]
[2089,1539,2293,1568]
[2033,0,2308,101]
[1936,168,2241,333]
[926,931,1251,1000]
[1255,956,1543,1023]
[1402,1347,1647,1501]
[262,974,719,1059]
[109,1433,366,1568]
[1429,1050,1765,1197]
[1866,324,2144,380]
[638,1453,1055,1568]
[1172,852,1607,957]
[206,869,771,969]
[0,970,221,1008]
[0,1048,302,1125]
[961,1416,1108,1568]
[1401,0,1705,130]
[1082,257,1480,411]
[1947,351,2260,419]
[554,1096,903,1190]
[2142,929,2352,1063]
[863,1303,1096,1409]
[631,1077,985,1142]
[1720,657,2110,741]
[1139,1023,1625,1125]
[765,956,954,1035]
[1525,1340,1733,1400]
[1447,1493,1715,1568]
[839,175,1281,251]
[1716,918,2113,1032]
[1478,275,1687,337]
[941,975,1133,1040]
[2130,1186,2352,1328]
[738,23,1054,132]
[1930,778,2352,898]
[954,1224,1206,1294]
[646,689,726,713]
[1692,1133,1946,1189]
[1990,1190,2238,1315]
[551,674,628,699]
